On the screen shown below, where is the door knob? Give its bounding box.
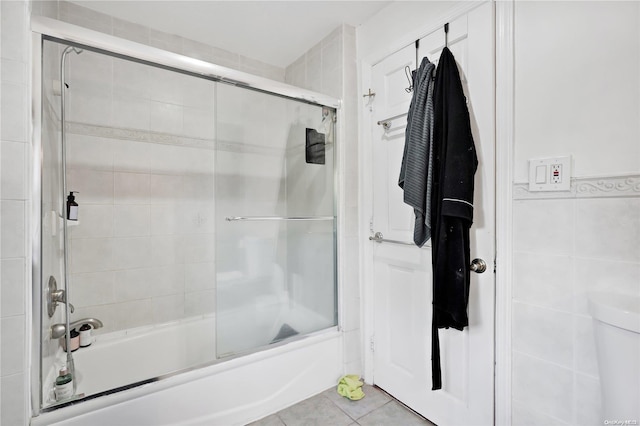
[470,258,487,273]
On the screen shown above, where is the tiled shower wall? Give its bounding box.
[511,2,640,425]
[285,25,361,375]
[59,47,218,333]
[1,1,30,424]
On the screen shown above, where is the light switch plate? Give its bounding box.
[528,156,571,191]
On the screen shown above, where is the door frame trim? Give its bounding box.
[358,0,510,422]
[494,1,515,424]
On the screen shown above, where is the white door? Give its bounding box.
[368,4,495,425]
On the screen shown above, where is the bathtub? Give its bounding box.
[33,316,343,426]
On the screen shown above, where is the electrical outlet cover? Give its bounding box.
[528,156,571,191]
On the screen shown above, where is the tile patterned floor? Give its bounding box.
[248,384,436,426]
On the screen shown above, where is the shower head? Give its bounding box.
[71,47,83,55]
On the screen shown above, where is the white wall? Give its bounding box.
[512,2,640,425]
[514,1,640,182]
[285,24,361,375]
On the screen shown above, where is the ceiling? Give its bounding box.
[70,1,392,68]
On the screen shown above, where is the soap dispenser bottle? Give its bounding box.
[66,191,79,221]
[54,366,73,401]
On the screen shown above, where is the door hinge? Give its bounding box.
[369,217,374,234]
[369,335,375,353]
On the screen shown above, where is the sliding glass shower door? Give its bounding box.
[215,85,337,357]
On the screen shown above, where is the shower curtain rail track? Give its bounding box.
[225,216,334,222]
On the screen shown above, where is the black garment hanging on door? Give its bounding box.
[430,47,478,390]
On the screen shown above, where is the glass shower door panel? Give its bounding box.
[215,85,337,357]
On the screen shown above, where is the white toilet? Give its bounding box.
[588,292,640,422]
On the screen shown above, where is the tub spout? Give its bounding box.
[51,318,103,339]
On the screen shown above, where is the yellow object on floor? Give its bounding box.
[337,375,365,401]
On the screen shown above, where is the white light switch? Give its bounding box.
[529,156,571,192]
[535,165,547,184]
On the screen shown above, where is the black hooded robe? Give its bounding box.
[430,47,478,390]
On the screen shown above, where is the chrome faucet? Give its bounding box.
[51,318,103,339]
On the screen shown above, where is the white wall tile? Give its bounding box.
[71,303,120,334]
[0,201,25,258]
[112,55,150,99]
[70,271,115,307]
[183,106,215,140]
[66,134,113,171]
[513,252,574,312]
[1,259,25,317]
[574,315,600,376]
[513,199,575,255]
[112,94,151,131]
[1,373,26,426]
[182,175,214,202]
[59,1,112,34]
[575,198,640,263]
[1,58,26,84]
[113,299,154,330]
[152,294,185,324]
[150,174,184,204]
[150,236,184,266]
[512,352,574,422]
[69,205,113,239]
[1,141,26,200]
[148,28,182,55]
[182,234,216,263]
[67,169,114,204]
[149,264,185,297]
[573,258,640,314]
[1,82,27,142]
[112,237,152,270]
[112,140,151,174]
[185,262,216,293]
[512,302,573,367]
[147,67,183,105]
[112,268,152,302]
[306,47,322,93]
[182,76,215,110]
[575,373,602,426]
[112,17,149,45]
[0,1,27,62]
[113,205,150,237]
[150,204,180,236]
[114,172,150,204]
[1,315,25,375]
[184,289,216,316]
[69,238,114,273]
[511,400,570,426]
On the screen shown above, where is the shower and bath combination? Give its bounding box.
[32,18,340,423]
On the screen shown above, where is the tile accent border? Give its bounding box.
[65,121,287,156]
[514,174,640,200]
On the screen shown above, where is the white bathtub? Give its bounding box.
[33,317,343,426]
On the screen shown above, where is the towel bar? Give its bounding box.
[225,216,334,222]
